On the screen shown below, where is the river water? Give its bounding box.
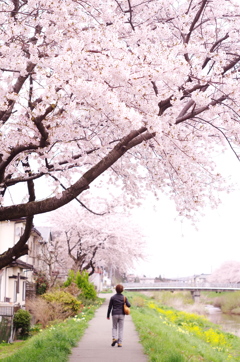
[205,305,240,337]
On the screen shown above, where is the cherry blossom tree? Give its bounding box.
[208,261,240,284]
[48,203,147,276]
[37,234,67,286]
[0,0,240,268]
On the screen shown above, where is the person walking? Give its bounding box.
[107,284,131,348]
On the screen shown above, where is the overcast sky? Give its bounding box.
[132,150,240,279]
[131,190,240,278]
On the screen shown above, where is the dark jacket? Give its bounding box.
[107,293,131,318]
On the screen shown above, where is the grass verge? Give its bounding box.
[0,341,26,359]
[127,292,240,362]
[0,299,104,362]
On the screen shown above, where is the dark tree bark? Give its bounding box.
[0,216,33,269]
[0,127,155,222]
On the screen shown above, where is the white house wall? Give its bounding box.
[0,221,15,254]
[0,267,26,304]
[0,221,34,305]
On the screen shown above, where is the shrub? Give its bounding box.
[63,283,81,298]
[75,271,97,299]
[26,297,57,328]
[26,291,81,328]
[42,290,81,315]
[34,271,49,295]
[13,309,31,337]
[212,291,240,314]
[64,270,97,300]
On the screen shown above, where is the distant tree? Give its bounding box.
[208,261,240,284]
[49,203,146,276]
[1,0,240,268]
[37,236,66,287]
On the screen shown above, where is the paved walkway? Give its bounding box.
[68,293,148,362]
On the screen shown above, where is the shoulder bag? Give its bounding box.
[123,296,130,315]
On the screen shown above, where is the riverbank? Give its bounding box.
[129,292,240,361]
[145,290,240,315]
[146,290,240,337]
[203,291,240,315]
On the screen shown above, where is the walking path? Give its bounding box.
[68,293,148,362]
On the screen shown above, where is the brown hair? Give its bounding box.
[115,284,124,294]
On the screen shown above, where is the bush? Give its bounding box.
[64,270,97,300]
[34,271,49,295]
[13,309,31,337]
[213,291,240,314]
[26,291,81,328]
[75,271,97,299]
[42,290,81,315]
[26,297,57,328]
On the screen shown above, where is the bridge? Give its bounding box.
[123,282,240,302]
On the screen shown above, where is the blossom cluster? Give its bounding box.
[1,0,240,223]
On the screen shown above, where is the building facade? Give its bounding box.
[0,219,43,306]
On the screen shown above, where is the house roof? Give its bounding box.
[8,260,33,270]
[194,273,211,278]
[36,226,52,242]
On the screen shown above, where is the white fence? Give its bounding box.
[124,282,240,291]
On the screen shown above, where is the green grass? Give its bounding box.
[0,341,26,359]
[0,299,104,362]
[127,292,240,362]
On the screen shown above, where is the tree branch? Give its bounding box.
[0,127,155,220]
[202,33,229,69]
[0,216,33,269]
[175,95,227,124]
[0,62,36,124]
[185,0,208,44]
[222,56,240,75]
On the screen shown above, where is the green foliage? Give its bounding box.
[0,341,25,359]
[63,270,75,287]
[129,292,240,361]
[42,291,81,316]
[34,271,49,295]
[13,310,31,337]
[1,301,103,361]
[64,270,97,300]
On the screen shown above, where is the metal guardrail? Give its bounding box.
[123,282,240,291]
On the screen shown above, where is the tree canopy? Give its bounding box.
[48,203,146,276]
[208,261,240,284]
[0,0,240,268]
